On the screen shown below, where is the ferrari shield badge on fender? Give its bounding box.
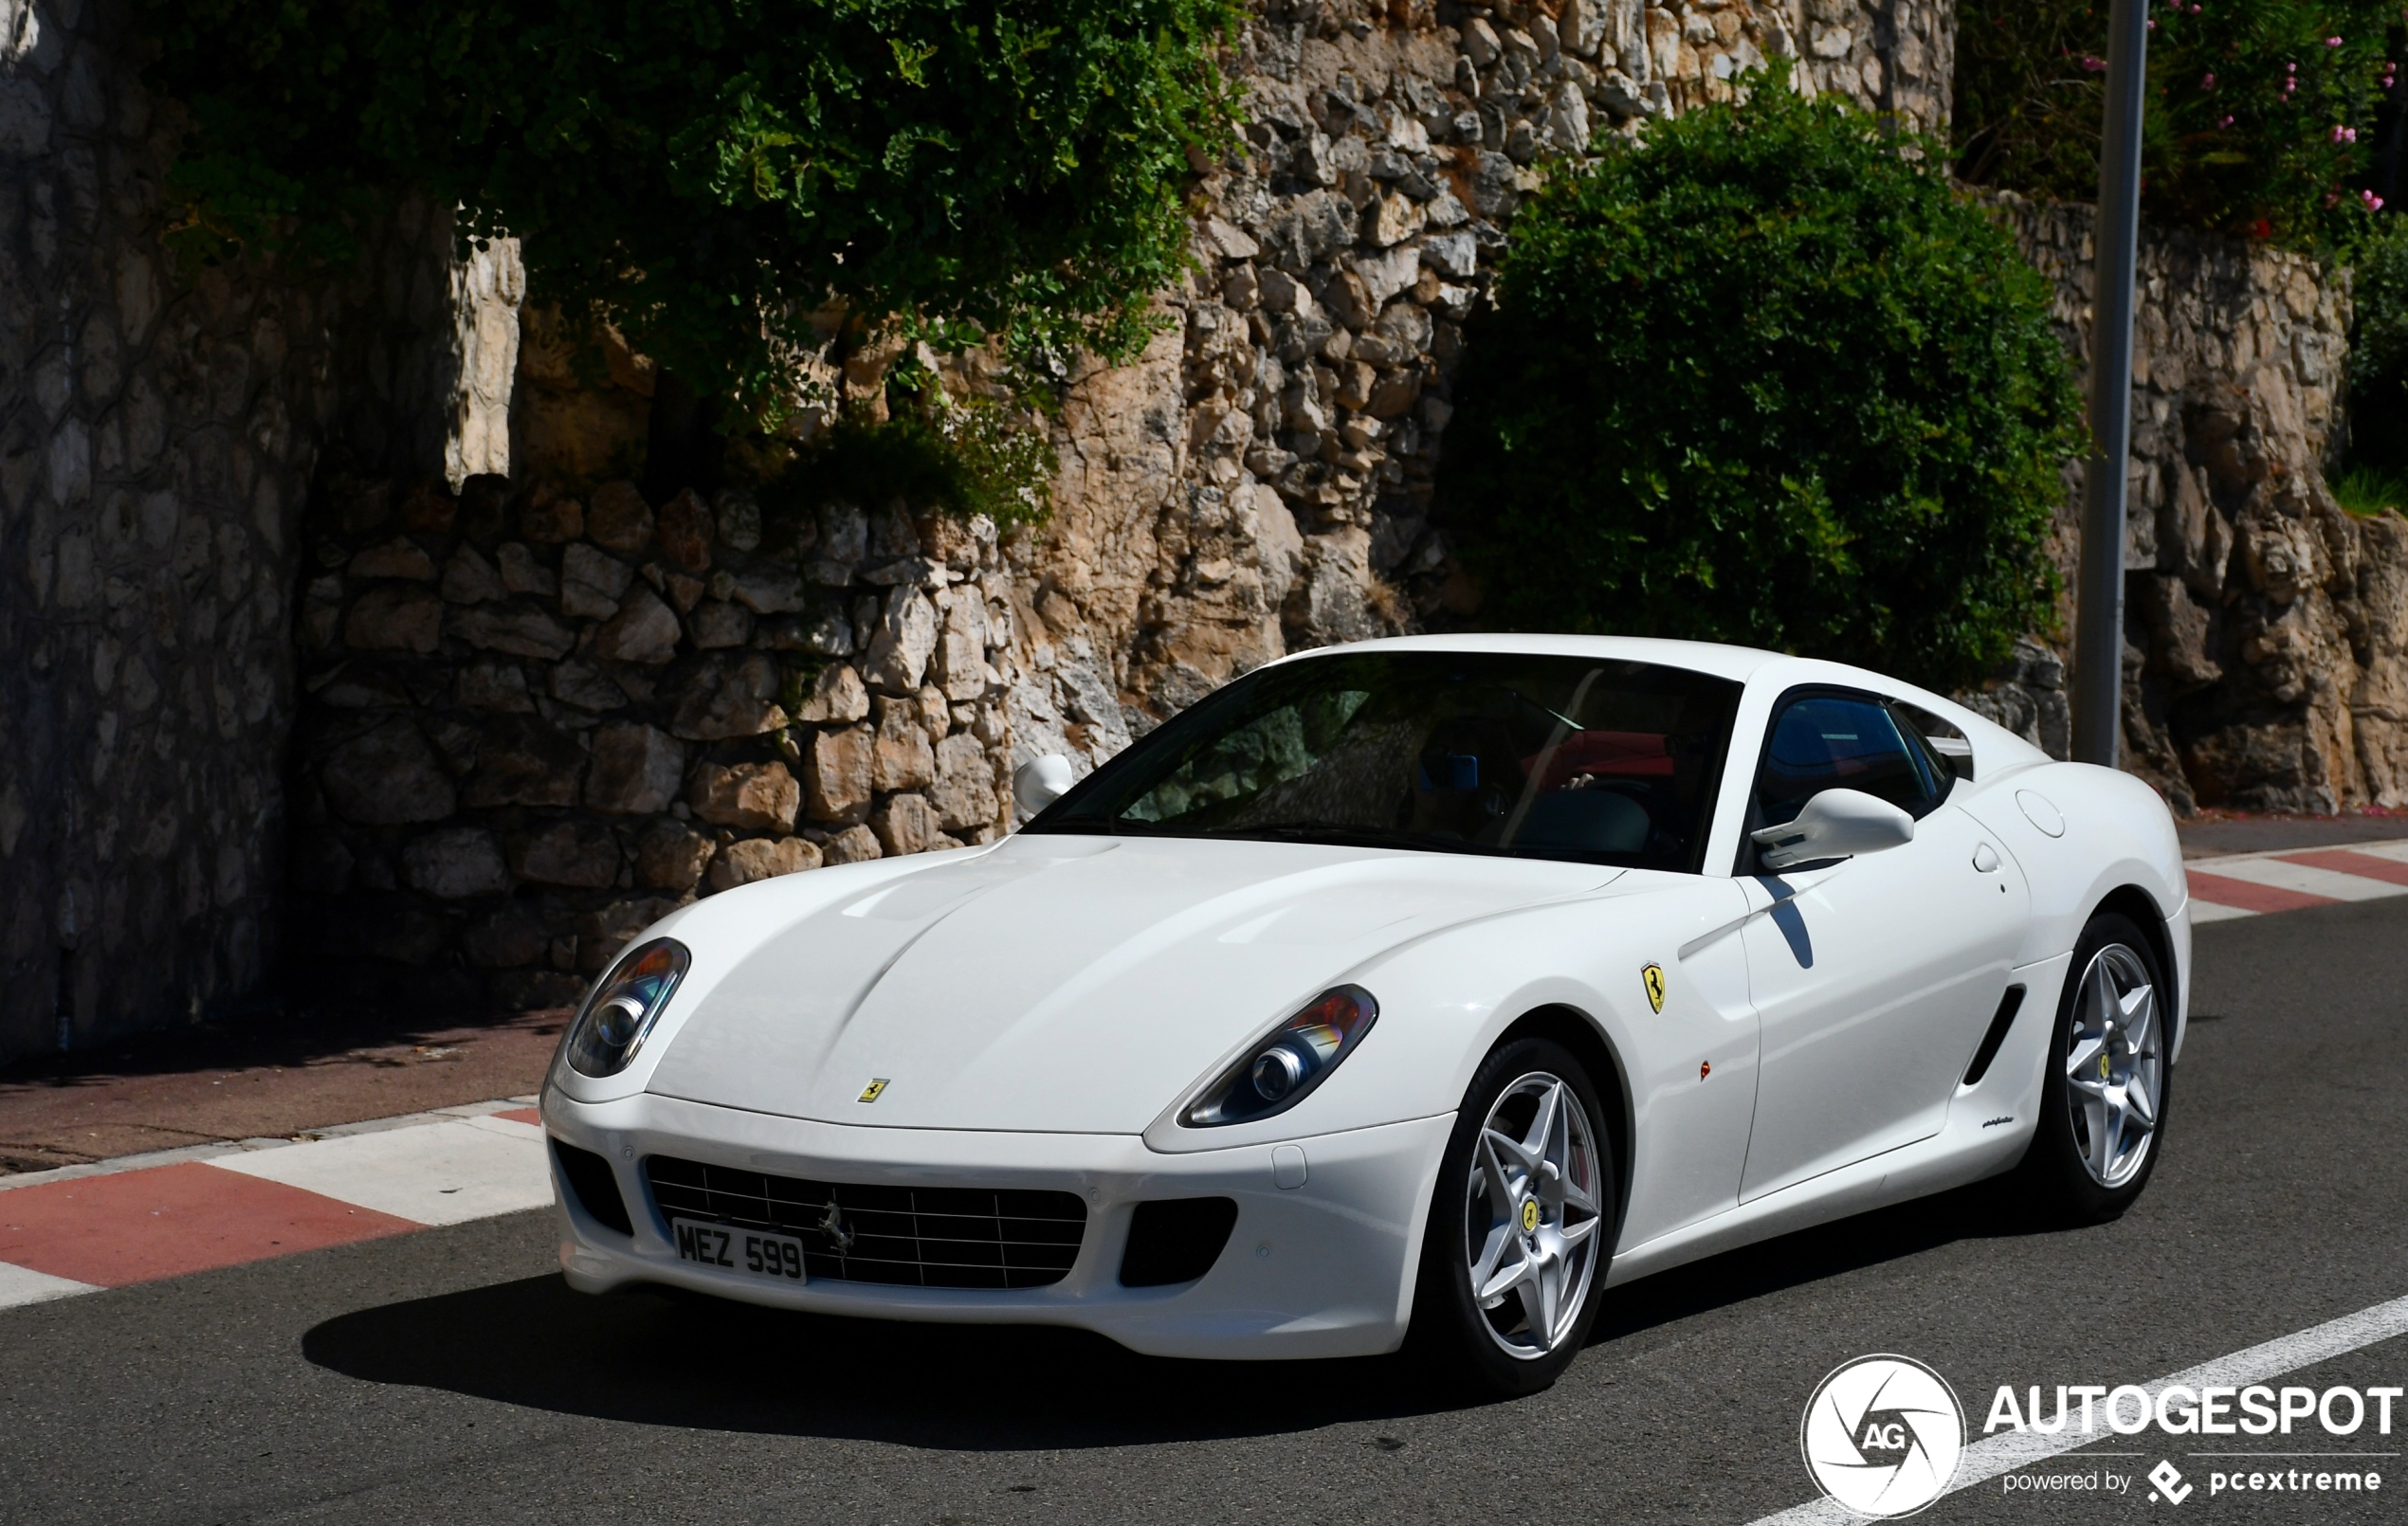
[858,1078,889,1103]
[1641,964,1667,1014]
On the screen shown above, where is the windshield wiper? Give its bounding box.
[1214,821,1480,853]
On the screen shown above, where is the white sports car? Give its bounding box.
[542,634,2187,1394]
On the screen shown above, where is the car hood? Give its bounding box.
[644,832,1618,1134]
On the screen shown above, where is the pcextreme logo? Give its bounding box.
[1800,1354,1966,1517]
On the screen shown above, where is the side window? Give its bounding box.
[1893,701,1976,784]
[1753,694,1943,830]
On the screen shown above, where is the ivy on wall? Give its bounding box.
[1440,67,2085,695]
[144,0,1243,420]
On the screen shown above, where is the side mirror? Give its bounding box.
[1012,754,1078,817]
[1749,788,1914,870]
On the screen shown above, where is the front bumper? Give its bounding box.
[542,1088,1454,1360]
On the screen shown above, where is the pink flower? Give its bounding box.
[2334,124,2359,143]
[2364,190,2386,211]
[2081,55,2107,73]
[2327,36,2344,47]
[2201,72,2216,89]
[2146,17,2156,29]
[2219,115,2235,127]
[2326,191,2342,207]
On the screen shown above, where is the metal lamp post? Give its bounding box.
[2071,0,2151,769]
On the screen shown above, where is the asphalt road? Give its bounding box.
[5,898,2404,1526]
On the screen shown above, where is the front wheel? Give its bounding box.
[1408,1038,1615,1398]
[2015,912,2172,1224]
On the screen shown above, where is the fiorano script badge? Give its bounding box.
[858,1078,889,1103]
[1641,964,1667,1014]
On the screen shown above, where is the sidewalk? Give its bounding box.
[0,1001,572,1310]
[0,1005,566,1174]
[2175,806,2408,859]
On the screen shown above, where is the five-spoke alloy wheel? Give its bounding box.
[2018,911,2174,1223]
[1411,1037,1614,1396]
[2063,941,2163,1189]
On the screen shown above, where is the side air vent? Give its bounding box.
[1119,1197,1240,1287]
[553,1138,635,1235]
[1961,985,2028,1087]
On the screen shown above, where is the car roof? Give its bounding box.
[1267,633,2052,772]
[1265,632,1794,684]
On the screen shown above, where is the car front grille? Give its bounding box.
[644,1155,1087,1289]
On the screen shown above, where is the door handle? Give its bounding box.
[1972,843,2000,874]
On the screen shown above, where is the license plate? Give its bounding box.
[670,1218,808,1282]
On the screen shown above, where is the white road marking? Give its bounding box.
[210,1114,551,1227]
[2350,840,2408,864]
[2189,856,2408,902]
[0,1261,100,1310]
[2188,900,2257,923]
[1747,1291,2408,1523]
[0,1095,543,1193]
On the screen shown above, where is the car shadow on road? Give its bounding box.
[1589,1177,2040,1345]
[302,1178,2047,1447]
[303,1274,1455,1446]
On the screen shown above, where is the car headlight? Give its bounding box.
[563,938,689,1078]
[1180,985,1378,1128]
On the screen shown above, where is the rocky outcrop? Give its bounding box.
[1973,194,2408,812]
[998,0,1923,781]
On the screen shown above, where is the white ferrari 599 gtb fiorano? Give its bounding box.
[542,635,2187,1395]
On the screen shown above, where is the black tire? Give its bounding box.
[1408,1037,1616,1399]
[2015,911,2174,1225]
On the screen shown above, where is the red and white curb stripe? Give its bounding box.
[2186,839,2408,922]
[0,1098,550,1310]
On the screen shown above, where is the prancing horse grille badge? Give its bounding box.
[858,1078,889,1103]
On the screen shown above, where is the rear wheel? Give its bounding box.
[1409,1038,1614,1398]
[2016,912,2171,1224]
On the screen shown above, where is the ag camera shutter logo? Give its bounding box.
[1801,1354,1966,1517]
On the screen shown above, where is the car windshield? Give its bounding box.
[1028,651,1743,872]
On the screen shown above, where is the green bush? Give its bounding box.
[142,0,1241,417]
[1440,69,2084,694]
[1954,0,2395,249]
[757,383,1059,534]
[2344,215,2408,478]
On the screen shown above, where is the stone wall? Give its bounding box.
[1973,193,2408,813]
[286,479,1019,1008]
[0,0,493,1061]
[1,0,1961,1045]
[2,0,329,1060]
